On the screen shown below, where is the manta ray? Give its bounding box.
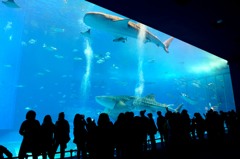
[2,0,20,8]
[82,12,174,53]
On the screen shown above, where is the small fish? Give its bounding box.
[9,35,12,40]
[73,57,82,61]
[50,27,65,33]
[113,37,127,43]
[105,52,111,56]
[3,64,12,68]
[97,58,105,64]
[21,41,27,46]
[36,72,45,76]
[28,39,37,44]
[148,59,155,63]
[54,54,64,59]
[43,43,57,51]
[16,84,24,88]
[72,49,78,52]
[4,21,12,31]
[24,107,31,110]
[104,55,111,59]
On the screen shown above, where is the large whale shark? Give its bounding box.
[95,94,183,119]
[83,12,174,53]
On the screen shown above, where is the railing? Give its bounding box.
[12,149,78,159]
[11,137,163,159]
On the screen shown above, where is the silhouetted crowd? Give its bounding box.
[1,108,240,159]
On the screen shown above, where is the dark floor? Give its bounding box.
[68,139,240,159]
[153,140,240,159]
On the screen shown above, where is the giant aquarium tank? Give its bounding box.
[0,0,236,157]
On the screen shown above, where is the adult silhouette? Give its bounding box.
[95,113,115,159]
[147,113,157,153]
[139,110,149,153]
[73,114,87,159]
[53,112,70,159]
[86,117,97,159]
[18,110,41,159]
[40,115,55,159]
[156,111,167,146]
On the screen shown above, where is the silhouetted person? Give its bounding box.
[73,114,87,159]
[147,113,157,153]
[40,115,55,159]
[205,109,220,147]
[131,115,145,159]
[18,110,41,159]
[156,111,167,145]
[86,117,97,159]
[139,110,149,152]
[193,112,206,142]
[0,145,13,159]
[190,116,197,140]
[53,112,70,159]
[95,113,114,159]
[123,111,136,159]
[225,110,237,145]
[114,113,127,159]
[180,109,191,145]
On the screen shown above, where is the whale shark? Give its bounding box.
[83,12,174,53]
[95,94,183,119]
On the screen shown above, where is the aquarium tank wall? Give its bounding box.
[0,0,236,157]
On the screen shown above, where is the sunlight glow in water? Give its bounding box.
[135,24,146,97]
[81,39,93,99]
[190,57,228,73]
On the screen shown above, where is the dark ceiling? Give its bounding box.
[86,0,240,64]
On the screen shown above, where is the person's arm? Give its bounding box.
[19,121,26,136]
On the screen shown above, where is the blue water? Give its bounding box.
[0,0,236,157]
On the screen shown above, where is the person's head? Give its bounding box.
[97,113,110,126]
[26,110,36,120]
[58,112,65,120]
[86,117,93,123]
[79,114,85,119]
[140,110,146,116]
[43,115,52,123]
[147,113,153,118]
[157,111,162,116]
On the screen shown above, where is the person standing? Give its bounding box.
[40,115,55,159]
[53,112,70,159]
[73,114,88,159]
[18,110,41,159]
[147,113,158,153]
[156,111,167,146]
